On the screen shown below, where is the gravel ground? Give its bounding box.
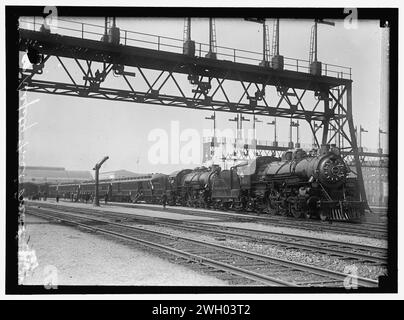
[31,200,388,248]
[135,224,387,281]
[35,199,219,222]
[202,221,387,248]
[20,214,228,286]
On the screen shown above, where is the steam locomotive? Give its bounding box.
[44,145,364,222]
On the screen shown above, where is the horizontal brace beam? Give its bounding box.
[255,144,388,158]
[19,79,344,121]
[19,29,351,92]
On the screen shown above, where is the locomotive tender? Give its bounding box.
[44,145,364,222]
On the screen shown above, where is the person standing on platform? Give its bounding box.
[104,193,108,205]
[56,193,59,203]
[162,192,168,209]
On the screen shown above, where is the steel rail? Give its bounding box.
[30,201,388,254]
[137,220,387,264]
[101,201,388,238]
[28,202,387,264]
[26,209,296,286]
[181,205,387,233]
[26,206,379,287]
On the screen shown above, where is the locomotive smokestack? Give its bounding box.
[320,144,330,155]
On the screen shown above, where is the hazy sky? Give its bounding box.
[18,17,388,174]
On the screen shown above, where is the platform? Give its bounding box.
[20,214,227,286]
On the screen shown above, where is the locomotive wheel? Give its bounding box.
[319,212,328,221]
[256,207,264,215]
[291,207,302,218]
[291,201,309,219]
[266,203,277,215]
[267,208,276,215]
[279,204,288,216]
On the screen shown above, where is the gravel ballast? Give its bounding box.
[24,200,387,286]
[31,200,387,248]
[20,214,228,286]
[134,224,387,281]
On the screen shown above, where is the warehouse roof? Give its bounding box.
[19,166,93,184]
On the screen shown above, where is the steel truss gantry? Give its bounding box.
[215,143,389,168]
[18,25,369,206]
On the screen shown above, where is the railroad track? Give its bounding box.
[28,202,387,265]
[55,199,388,234]
[26,205,379,287]
[99,201,388,239]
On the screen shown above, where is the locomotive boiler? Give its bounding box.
[181,165,221,207]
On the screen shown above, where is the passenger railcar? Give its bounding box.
[46,144,365,222]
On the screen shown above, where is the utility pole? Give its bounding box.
[262,20,267,62]
[186,18,191,41]
[239,115,250,157]
[206,18,217,59]
[275,19,280,56]
[205,111,216,140]
[229,115,239,157]
[229,114,239,138]
[290,120,300,148]
[359,125,368,152]
[378,128,387,154]
[229,114,250,140]
[312,122,320,148]
[205,111,216,156]
[253,116,263,141]
[314,20,318,62]
[253,116,263,156]
[267,118,277,147]
[309,19,335,75]
[209,18,213,53]
[239,114,250,139]
[183,18,195,56]
[93,156,109,207]
[271,18,284,70]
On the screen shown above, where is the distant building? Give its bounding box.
[19,166,93,184]
[349,161,388,207]
[361,165,388,207]
[99,169,141,180]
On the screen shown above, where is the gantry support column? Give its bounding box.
[321,91,330,145]
[346,83,369,208]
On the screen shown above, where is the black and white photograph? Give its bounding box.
[3,2,401,302]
